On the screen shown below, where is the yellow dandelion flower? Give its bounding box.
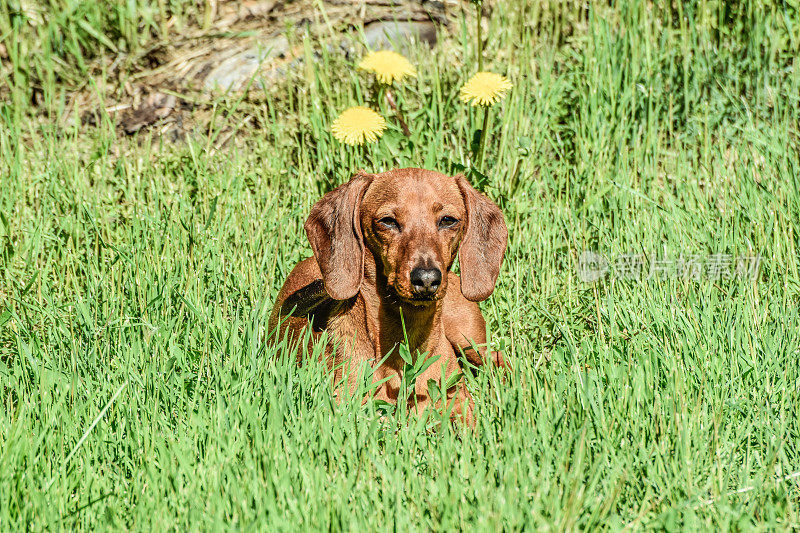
[358,50,417,85]
[331,106,386,145]
[459,72,512,106]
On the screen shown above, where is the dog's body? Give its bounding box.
[269,168,508,422]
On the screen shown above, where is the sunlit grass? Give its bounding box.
[1,1,799,529]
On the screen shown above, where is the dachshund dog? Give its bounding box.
[268,168,508,423]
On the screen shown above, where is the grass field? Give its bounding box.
[2,0,800,529]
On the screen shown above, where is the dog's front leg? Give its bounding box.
[443,275,509,372]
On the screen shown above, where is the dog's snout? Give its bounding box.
[410,267,442,296]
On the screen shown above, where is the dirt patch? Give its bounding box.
[76,0,458,138]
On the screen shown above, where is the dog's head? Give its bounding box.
[305,168,507,304]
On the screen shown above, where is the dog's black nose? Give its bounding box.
[410,267,442,296]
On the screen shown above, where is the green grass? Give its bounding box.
[2,0,800,529]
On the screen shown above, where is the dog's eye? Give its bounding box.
[377,216,400,230]
[438,216,459,229]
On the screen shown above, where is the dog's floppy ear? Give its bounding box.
[305,172,373,300]
[456,174,508,301]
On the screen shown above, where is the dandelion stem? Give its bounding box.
[385,88,411,137]
[476,106,489,169]
[476,0,483,71]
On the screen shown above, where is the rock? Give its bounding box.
[200,35,291,91]
[199,20,438,92]
[142,1,452,94]
[362,20,438,51]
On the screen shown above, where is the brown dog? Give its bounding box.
[268,168,508,423]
